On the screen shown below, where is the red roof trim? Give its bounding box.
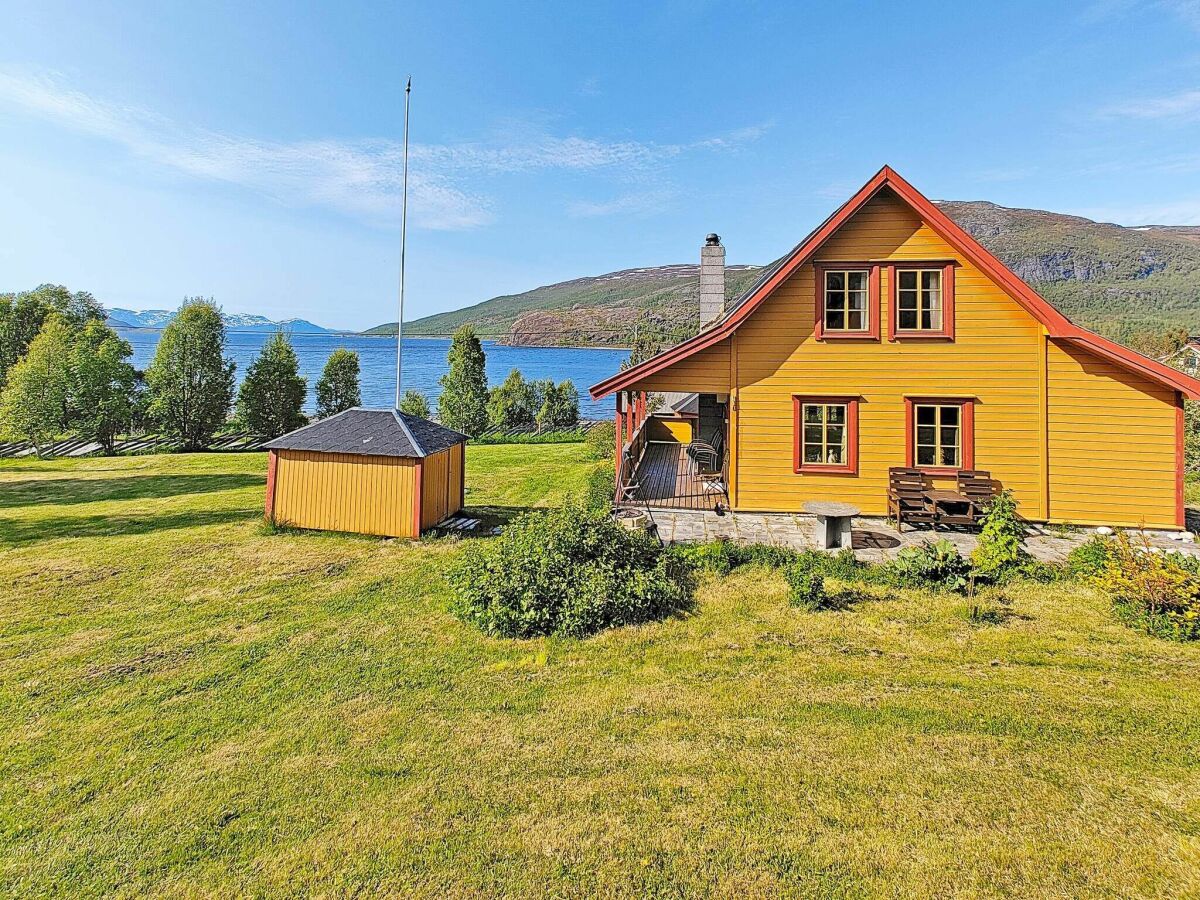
[589,165,1200,401]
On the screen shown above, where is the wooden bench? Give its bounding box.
[887,467,938,532]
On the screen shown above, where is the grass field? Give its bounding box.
[2,447,1200,898]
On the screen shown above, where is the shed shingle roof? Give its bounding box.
[262,408,468,458]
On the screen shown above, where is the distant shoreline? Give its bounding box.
[361,331,631,351]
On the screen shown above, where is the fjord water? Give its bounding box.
[121,331,626,418]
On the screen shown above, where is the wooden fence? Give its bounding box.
[0,432,268,460]
[0,420,608,460]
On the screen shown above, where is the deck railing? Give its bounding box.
[616,418,649,503]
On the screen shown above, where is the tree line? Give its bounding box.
[0,290,577,456]
[432,324,579,435]
[0,290,364,456]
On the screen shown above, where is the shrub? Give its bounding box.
[1066,535,1115,579]
[448,503,692,638]
[971,490,1027,578]
[787,564,825,614]
[583,462,615,510]
[674,540,739,576]
[585,421,616,460]
[738,543,798,570]
[888,539,971,592]
[1094,533,1200,641]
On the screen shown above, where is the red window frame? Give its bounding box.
[793,395,860,475]
[887,261,956,341]
[813,263,881,341]
[904,396,975,474]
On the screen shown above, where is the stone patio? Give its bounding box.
[641,507,1198,564]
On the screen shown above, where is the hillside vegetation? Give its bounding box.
[374,200,1200,353]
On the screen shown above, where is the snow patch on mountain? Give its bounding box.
[106,308,333,333]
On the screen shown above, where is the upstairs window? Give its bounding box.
[889,262,955,340]
[825,270,869,332]
[897,269,942,330]
[793,396,859,474]
[814,263,880,340]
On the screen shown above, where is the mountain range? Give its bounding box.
[369,200,1200,355]
[106,308,333,333]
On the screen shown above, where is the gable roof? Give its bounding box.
[590,166,1200,400]
[263,408,468,458]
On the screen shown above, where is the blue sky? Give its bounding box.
[1,0,1199,331]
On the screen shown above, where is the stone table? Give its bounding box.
[803,501,860,550]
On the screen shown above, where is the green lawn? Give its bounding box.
[2,447,1199,898]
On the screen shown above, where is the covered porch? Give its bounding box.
[614,389,729,511]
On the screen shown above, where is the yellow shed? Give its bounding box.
[263,408,467,539]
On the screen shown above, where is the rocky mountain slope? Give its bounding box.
[370,200,1200,351]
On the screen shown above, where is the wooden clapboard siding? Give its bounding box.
[733,190,1045,516]
[273,449,419,538]
[648,417,694,443]
[1047,340,1178,528]
[420,444,466,529]
[600,173,1191,528]
[637,340,730,393]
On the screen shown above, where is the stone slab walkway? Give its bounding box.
[642,508,1198,564]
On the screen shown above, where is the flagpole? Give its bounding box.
[395,75,411,410]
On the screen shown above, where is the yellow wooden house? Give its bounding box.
[591,167,1200,530]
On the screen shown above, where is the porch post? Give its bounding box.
[615,392,624,464]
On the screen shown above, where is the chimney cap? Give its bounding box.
[705,233,721,246]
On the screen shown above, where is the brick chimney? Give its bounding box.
[699,233,725,326]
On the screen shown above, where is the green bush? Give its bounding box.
[888,539,971,592]
[784,561,828,610]
[1066,535,1116,579]
[584,421,616,460]
[1093,533,1200,641]
[673,541,798,576]
[448,502,692,638]
[673,540,740,576]
[583,462,615,510]
[971,490,1027,578]
[738,543,798,570]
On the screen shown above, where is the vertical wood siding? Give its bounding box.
[1047,340,1178,528]
[273,450,419,538]
[419,444,466,529]
[730,189,1046,516]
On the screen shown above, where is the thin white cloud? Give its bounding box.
[0,69,768,231]
[567,190,675,218]
[1101,87,1200,120]
[1082,0,1200,29]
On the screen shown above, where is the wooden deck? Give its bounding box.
[624,442,726,510]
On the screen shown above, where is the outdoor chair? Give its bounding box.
[956,469,996,521]
[687,428,725,476]
[887,466,938,532]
